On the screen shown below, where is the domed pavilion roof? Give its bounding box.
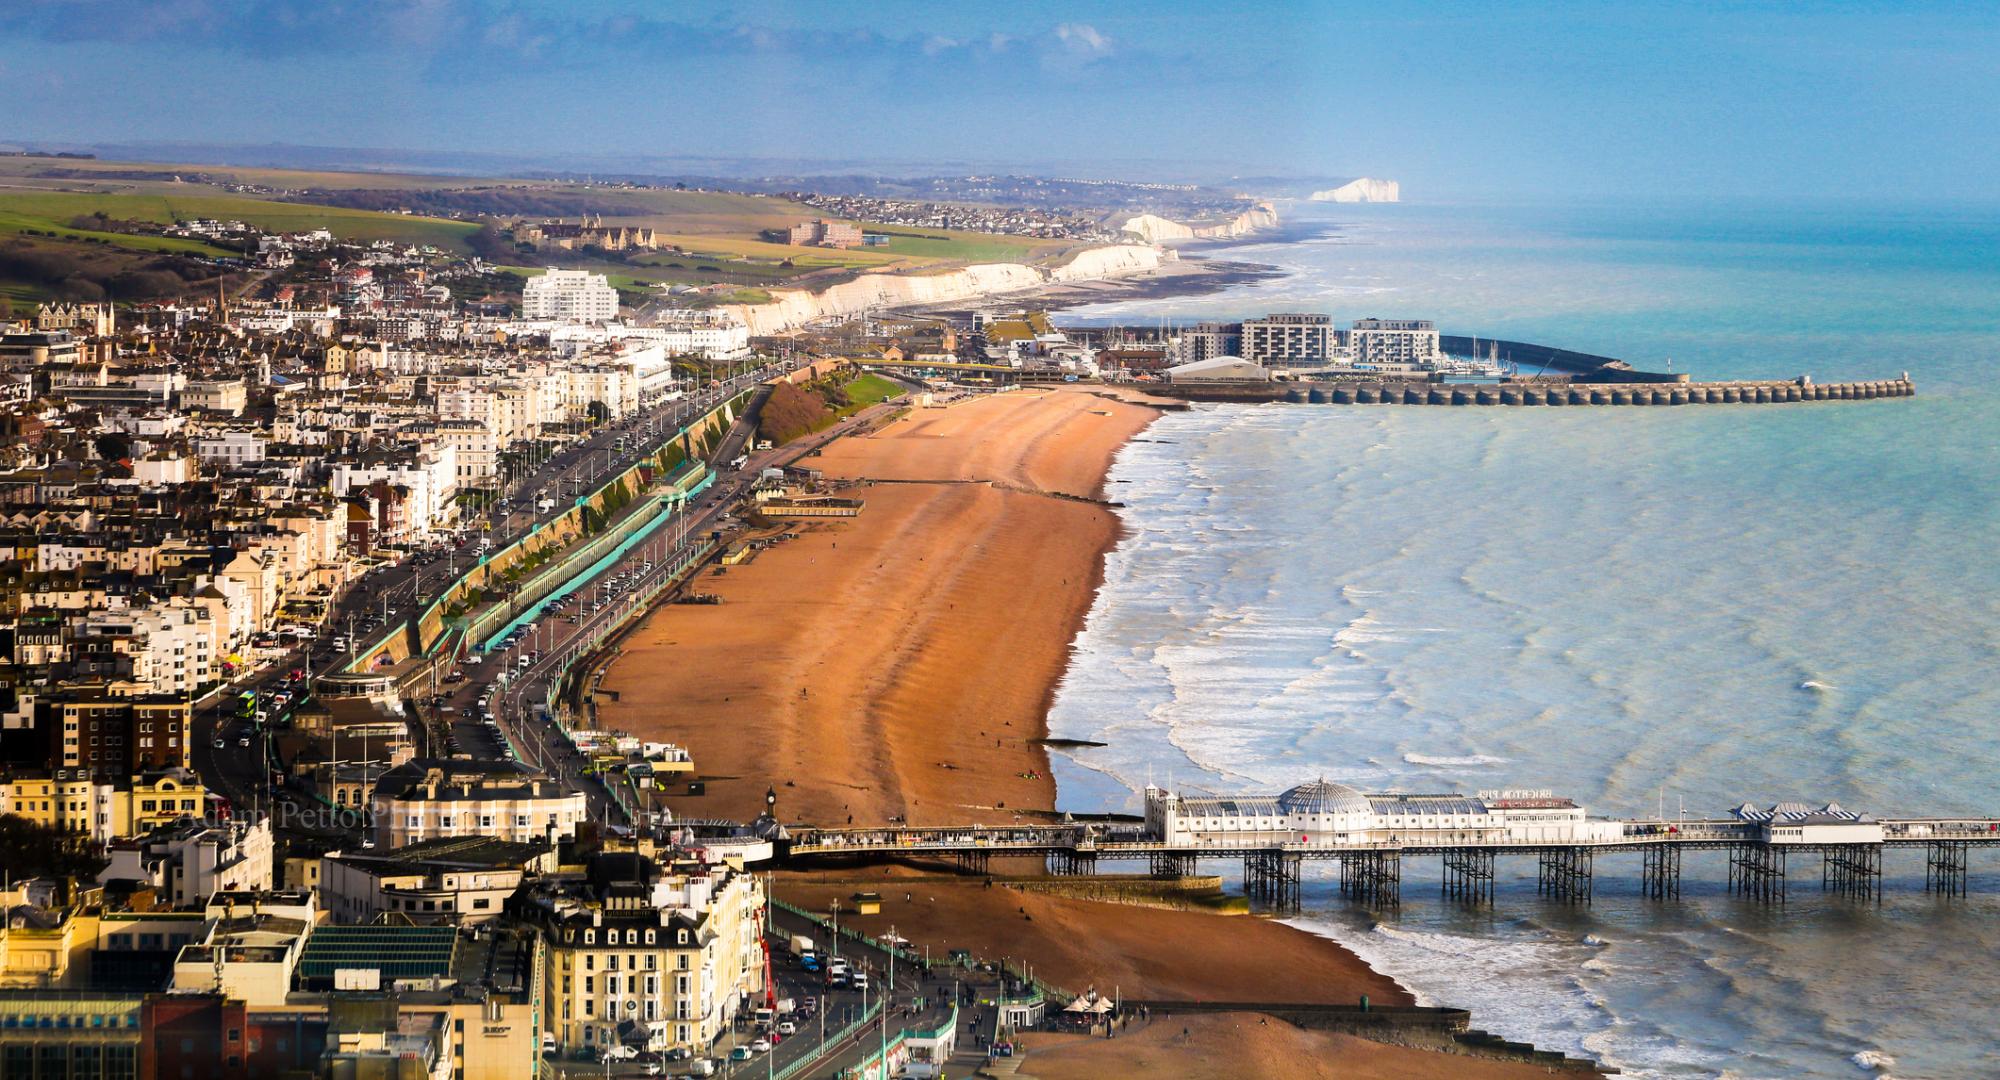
[1276,779,1373,816]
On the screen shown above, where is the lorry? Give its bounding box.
[788,934,815,961]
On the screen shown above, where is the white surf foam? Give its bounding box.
[1402,752,1508,768]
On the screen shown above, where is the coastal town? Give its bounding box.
[0,125,1940,1080]
[0,164,1657,1079]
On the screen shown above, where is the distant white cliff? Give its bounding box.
[1310,178,1400,203]
[722,244,1173,335]
[1120,201,1279,243]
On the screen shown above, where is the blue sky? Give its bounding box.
[2,0,1996,199]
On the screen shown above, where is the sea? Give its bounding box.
[1044,198,2000,1079]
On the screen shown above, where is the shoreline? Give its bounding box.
[594,385,1163,826]
[596,381,1602,1076]
[884,216,1334,324]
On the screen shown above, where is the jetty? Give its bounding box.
[779,781,1998,910]
[1154,375,1915,407]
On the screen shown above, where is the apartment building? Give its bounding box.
[320,836,557,926]
[1351,317,1443,367]
[369,759,589,848]
[512,851,766,1056]
[1169,321,1241,365]
[789,219,864,248]
[521,269,621,324]
[100,817,276,908]
[329,441,459,541]
[1240,313,1341,368]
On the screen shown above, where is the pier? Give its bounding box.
[1154,375,1916,406]
[780,782,2000,911]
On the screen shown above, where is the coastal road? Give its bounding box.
[190,364,789,820]
[472,389,907,825]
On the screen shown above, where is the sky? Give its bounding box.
[2,0,1997,200]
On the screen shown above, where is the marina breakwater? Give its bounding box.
[1156,376,1914,407]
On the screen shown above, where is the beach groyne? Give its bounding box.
[1152,376,1914,406]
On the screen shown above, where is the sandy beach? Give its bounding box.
[776,871,1408,1007]
[599,383,1588,1076]
[1016,1012,1563,1080]
[596,385,1161,826]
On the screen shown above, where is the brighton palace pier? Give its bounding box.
[783,780,2000,910]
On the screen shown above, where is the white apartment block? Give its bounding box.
[564,366,639,422]
[330,442,460,539]
[100,817,276,908]
[523,269,621,324]
[1241,313,1339,367]
[1351,318,1443,367]
[73,606,218,696]
[195,429,269,468]
[370,761,589,848]
[434,419,499,485]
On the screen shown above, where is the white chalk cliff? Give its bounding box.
[1120,201,1279,243]
[721,244,1173,335]
[1310,178,1400,203]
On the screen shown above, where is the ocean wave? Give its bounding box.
[1402,752,1508,767]
[1851,1050,1896,1072]
[1800,680,1838,692]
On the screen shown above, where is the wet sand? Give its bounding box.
[777,873,1408,1008]
[596,386,1162,826]
[1016,1012,1563,1080]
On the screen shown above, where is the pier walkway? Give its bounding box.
[782,816,2000,909]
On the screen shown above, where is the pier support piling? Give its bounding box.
[1821,844,1883,901]
[1338,850,1401,908]
[1046,850,1096,877]
[1149,852,1198,879]
[1642,845,1682,901]
[1442,848,1496,905]
[1927,841,1970,898]
[1730,844,1788,903]
[956,850,990,876]
[1244,851,1303,911]
[1537,848,1594,903]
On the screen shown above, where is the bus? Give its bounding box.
[236,691,257,719]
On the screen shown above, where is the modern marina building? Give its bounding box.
[1142,780,1625,847]
[1351,318,1443,367]
[1240,313,1340,367]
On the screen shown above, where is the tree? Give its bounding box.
[586,400,611,426]
[0,814,108,882]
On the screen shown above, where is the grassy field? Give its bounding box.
[839,374,904,410]
[0,189,479,251]
[854,224,1064,263]
[0,207,233,257]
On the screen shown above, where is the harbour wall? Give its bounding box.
[1438,334,1680,381]
[1154,376,1914,407]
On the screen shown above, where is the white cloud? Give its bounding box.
[1054,22,1112,58]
